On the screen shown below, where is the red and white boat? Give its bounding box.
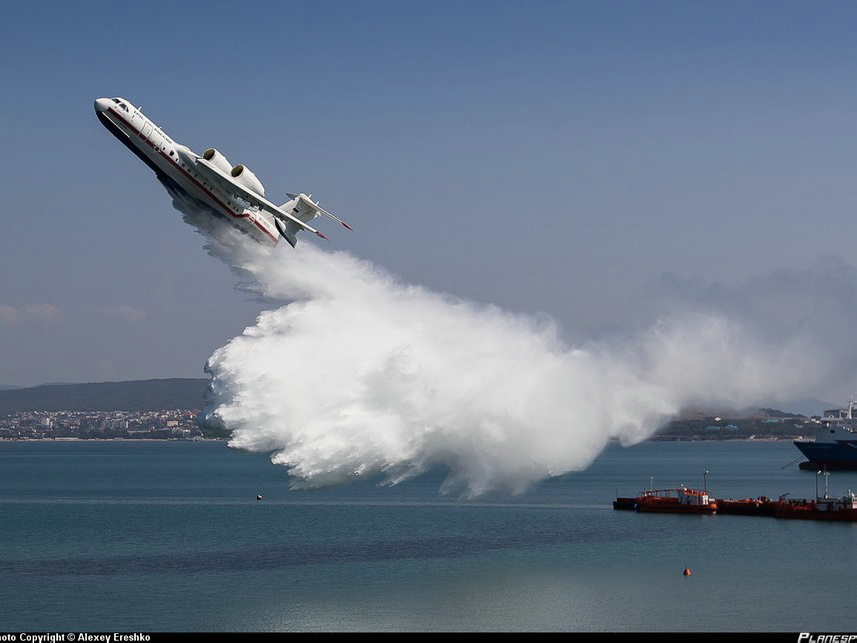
[634,485,717,514]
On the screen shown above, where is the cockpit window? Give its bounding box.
[111,98,120,103]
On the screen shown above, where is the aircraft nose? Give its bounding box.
[94,98,110,112]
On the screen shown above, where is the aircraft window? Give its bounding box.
[112,98,120,103]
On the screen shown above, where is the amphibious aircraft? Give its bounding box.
[93,97,350,246]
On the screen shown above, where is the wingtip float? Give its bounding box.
[93,97,352,247]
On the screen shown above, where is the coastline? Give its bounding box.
[0,436,803,443]
[646,436,803,442]
[0,437,226,442]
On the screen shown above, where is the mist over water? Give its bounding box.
[177,198,849,496]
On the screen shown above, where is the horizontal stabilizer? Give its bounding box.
[284,193,352,231]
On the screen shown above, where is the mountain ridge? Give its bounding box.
[0,378,210,413]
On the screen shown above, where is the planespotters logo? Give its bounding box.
[799,635,857,643]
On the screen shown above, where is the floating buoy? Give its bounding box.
[257,494,263,501]
[683,566,692,576]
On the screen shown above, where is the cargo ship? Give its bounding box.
[793,395,857,470]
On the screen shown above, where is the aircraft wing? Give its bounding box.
[192,156,328,241]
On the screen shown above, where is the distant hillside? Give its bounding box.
[0,378,210,413]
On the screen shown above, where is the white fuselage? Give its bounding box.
[94,97,279,244]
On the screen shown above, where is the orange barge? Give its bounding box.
[616,486,717,514]
[773,493,857,521]
[718,497,776,517]
[615,471,857,522]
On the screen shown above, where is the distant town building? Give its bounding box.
[0,409,205,440]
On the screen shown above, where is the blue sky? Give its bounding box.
[2,1,857,393]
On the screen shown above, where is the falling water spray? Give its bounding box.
[177,199,835,496]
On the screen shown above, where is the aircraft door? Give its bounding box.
[138,121,153,142]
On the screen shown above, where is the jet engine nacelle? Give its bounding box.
[202,148,232,174]
[230,164,266,196]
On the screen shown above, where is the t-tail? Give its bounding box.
[274,193,352,247]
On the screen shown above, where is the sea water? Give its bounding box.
[0,440,854,632]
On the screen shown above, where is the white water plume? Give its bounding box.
[180,201,844,496]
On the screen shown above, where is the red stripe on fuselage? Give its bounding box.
[106,107,278,243]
